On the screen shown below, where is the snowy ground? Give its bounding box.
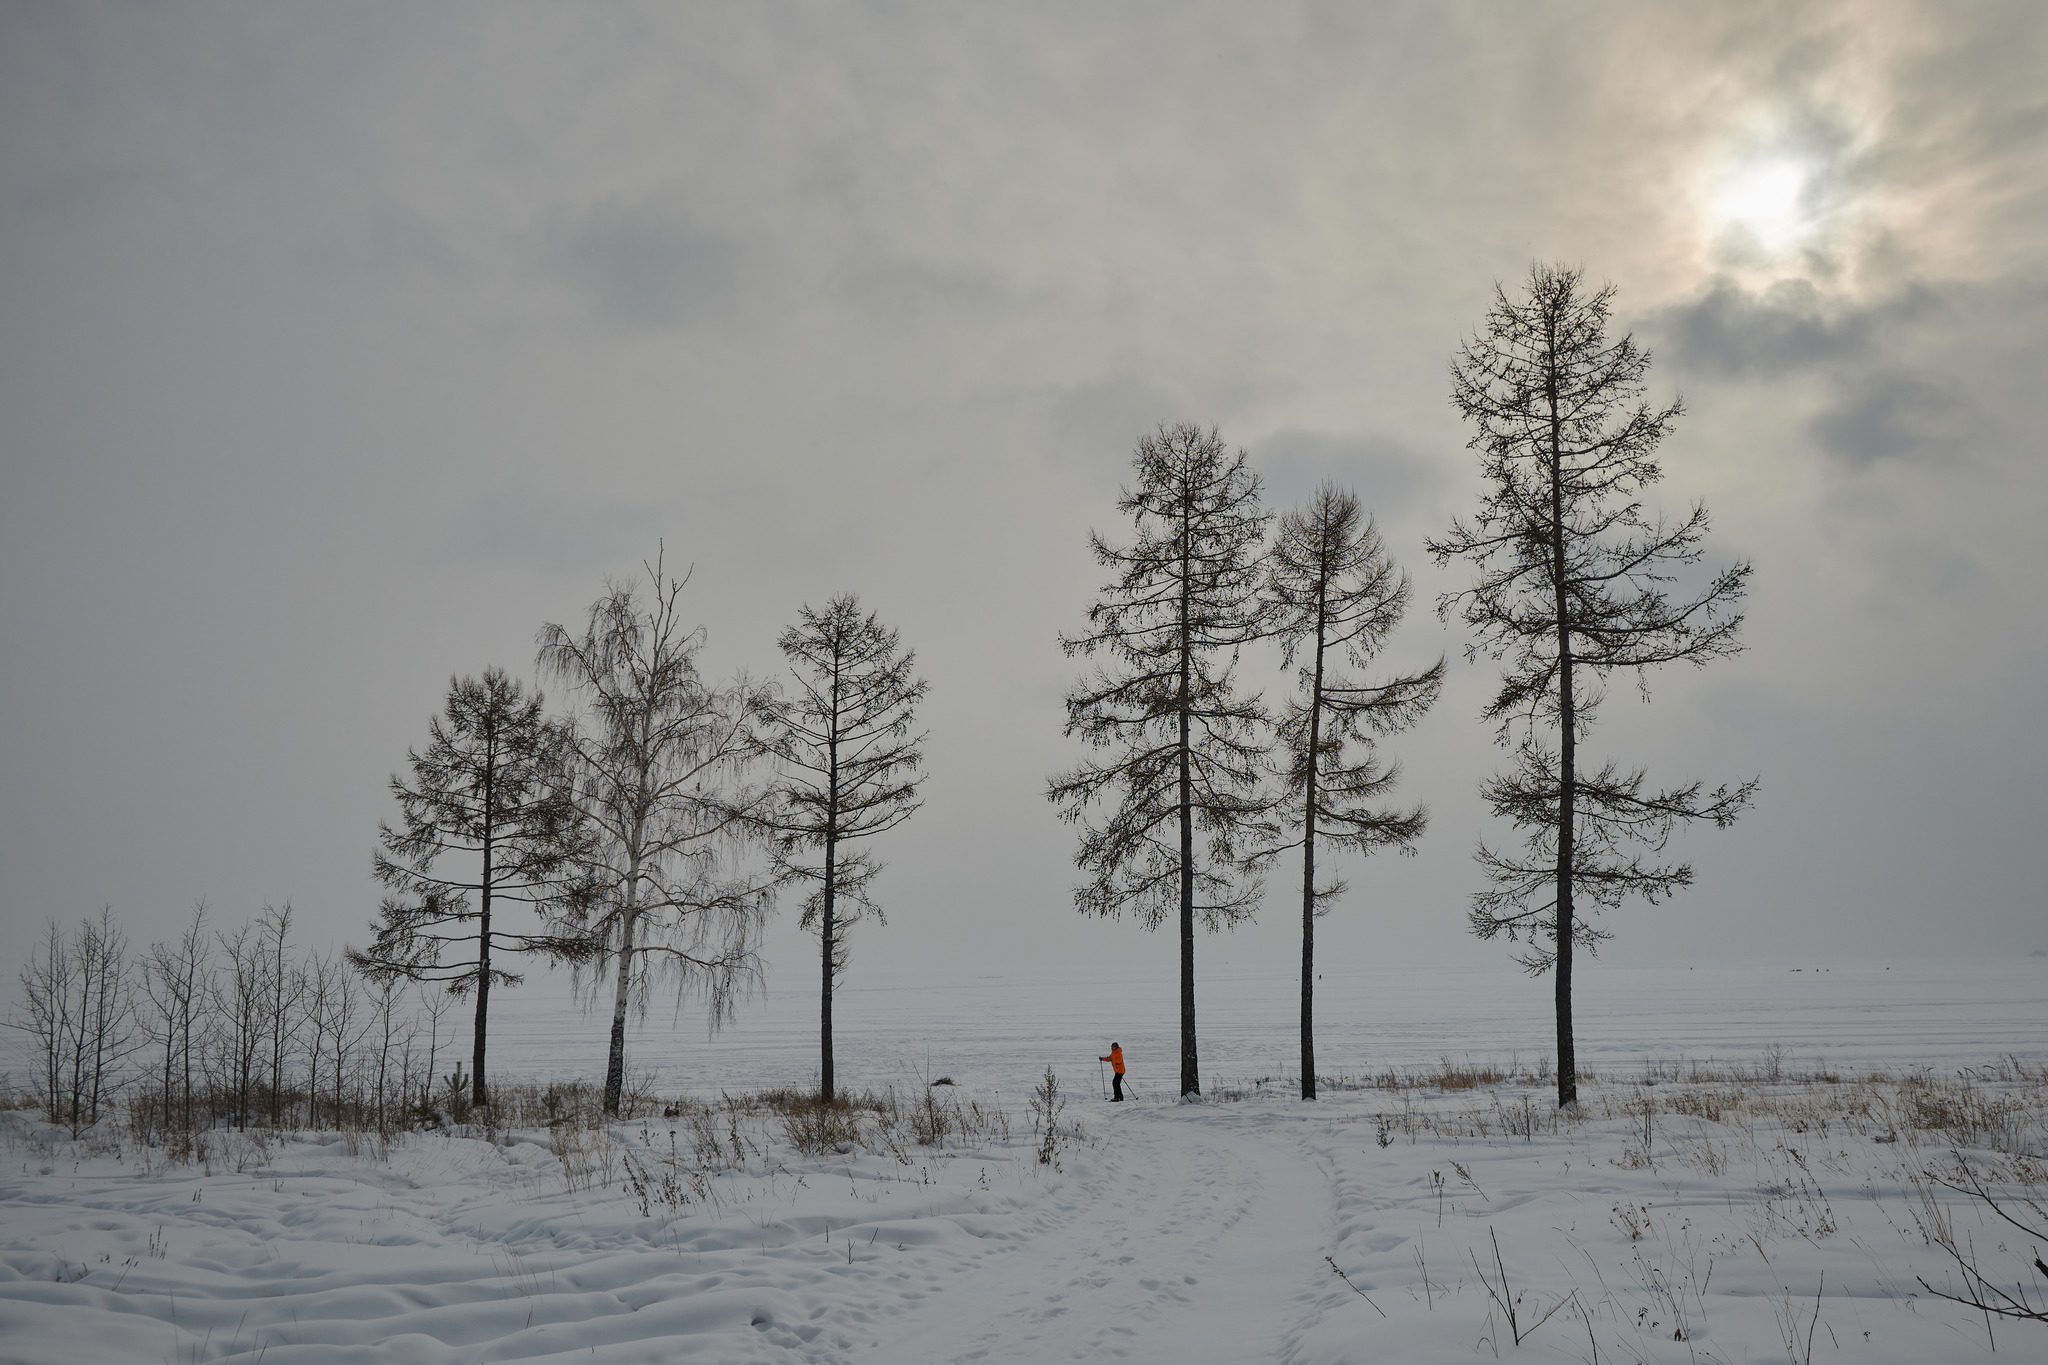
[4,960,2048,1363]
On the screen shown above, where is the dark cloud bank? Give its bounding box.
[2,3,2044,1014]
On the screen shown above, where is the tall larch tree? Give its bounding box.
[352,668,595,1109]
[763,595,928,1102]
[1261,483,1443,1100]
[1428,263,1758,1108]
[538,552,779,1117]
[1048,423,1273,1099]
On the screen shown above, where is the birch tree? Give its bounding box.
[538,554,778,1117]
[1429,263,1757,1107]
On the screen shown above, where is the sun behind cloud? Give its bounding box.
[1691,104,1877,292]
[1710,155,1816,255]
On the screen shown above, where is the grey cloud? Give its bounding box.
[6,1,2048,980]
[442,486,658,570]
[1809,370,1975,467]
[1653,279,1875,380]
[1046,376,1190,461]
[360,203,464,281]
[1253,428,1451,520]
[547,199,759,327]
[1045,369,1290,473]
[1871,534,1992,604]
[307,201,467,288]
[1653,278,2035,470]
[827,248,1005,319]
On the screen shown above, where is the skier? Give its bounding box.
[1099,1042,1126,1102]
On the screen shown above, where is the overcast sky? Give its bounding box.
[3,2,2044,1011]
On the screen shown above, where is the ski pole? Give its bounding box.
[1098,1057,1107,1100]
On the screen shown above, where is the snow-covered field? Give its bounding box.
[4,959,2047,1363]
[484,958,2048,1098]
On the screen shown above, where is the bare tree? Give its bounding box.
[259,903,307,1125]
[1258,484,1442,1100]
[215,920,271,1129]
[366,976,413,1136]
[352,668,597,1109]
[316,955,367,1127]
[1048,423,1273,1098]
[9,921,77,1127]
[139,904,213,1137]
[301,951,341,1128]
[410,983,454,1119]
[762,595,928,1102]
[70,907,136,1132]
[538,552,779,1116]
[1428,263,1757,1107]
[7,902,485,1141]
[3,909,140,1134]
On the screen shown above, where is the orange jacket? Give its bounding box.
[1100,1045,1125,1074]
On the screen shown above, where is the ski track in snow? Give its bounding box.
[0,1103,1359,1363]
[860,1105,1332,1364]
[0,1124,1030,1363]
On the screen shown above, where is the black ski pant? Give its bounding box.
[1111,1071,1124,1102]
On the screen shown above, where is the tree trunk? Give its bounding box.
[89,973,110,1129]
[821,713,840,1103]
[603,909,635,1117]
[603,831,644,1117]
[474,773,492,1112]
[1178,499,1199,1099]
[821,832,837,1103]
[305,1020,319,1130]
[159,1028,174,1139]
[1179,712,1197,1098]
[1301,587,1328,1101]
[179,970,194,1134]
[1547,336,1578,1109]
[67,959,88,1131]
[1555,649,1577,1109]
[269,922,288,1125]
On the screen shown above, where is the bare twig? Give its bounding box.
[1325,1255,1387,1317]
[1912,1163,2048,1330]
